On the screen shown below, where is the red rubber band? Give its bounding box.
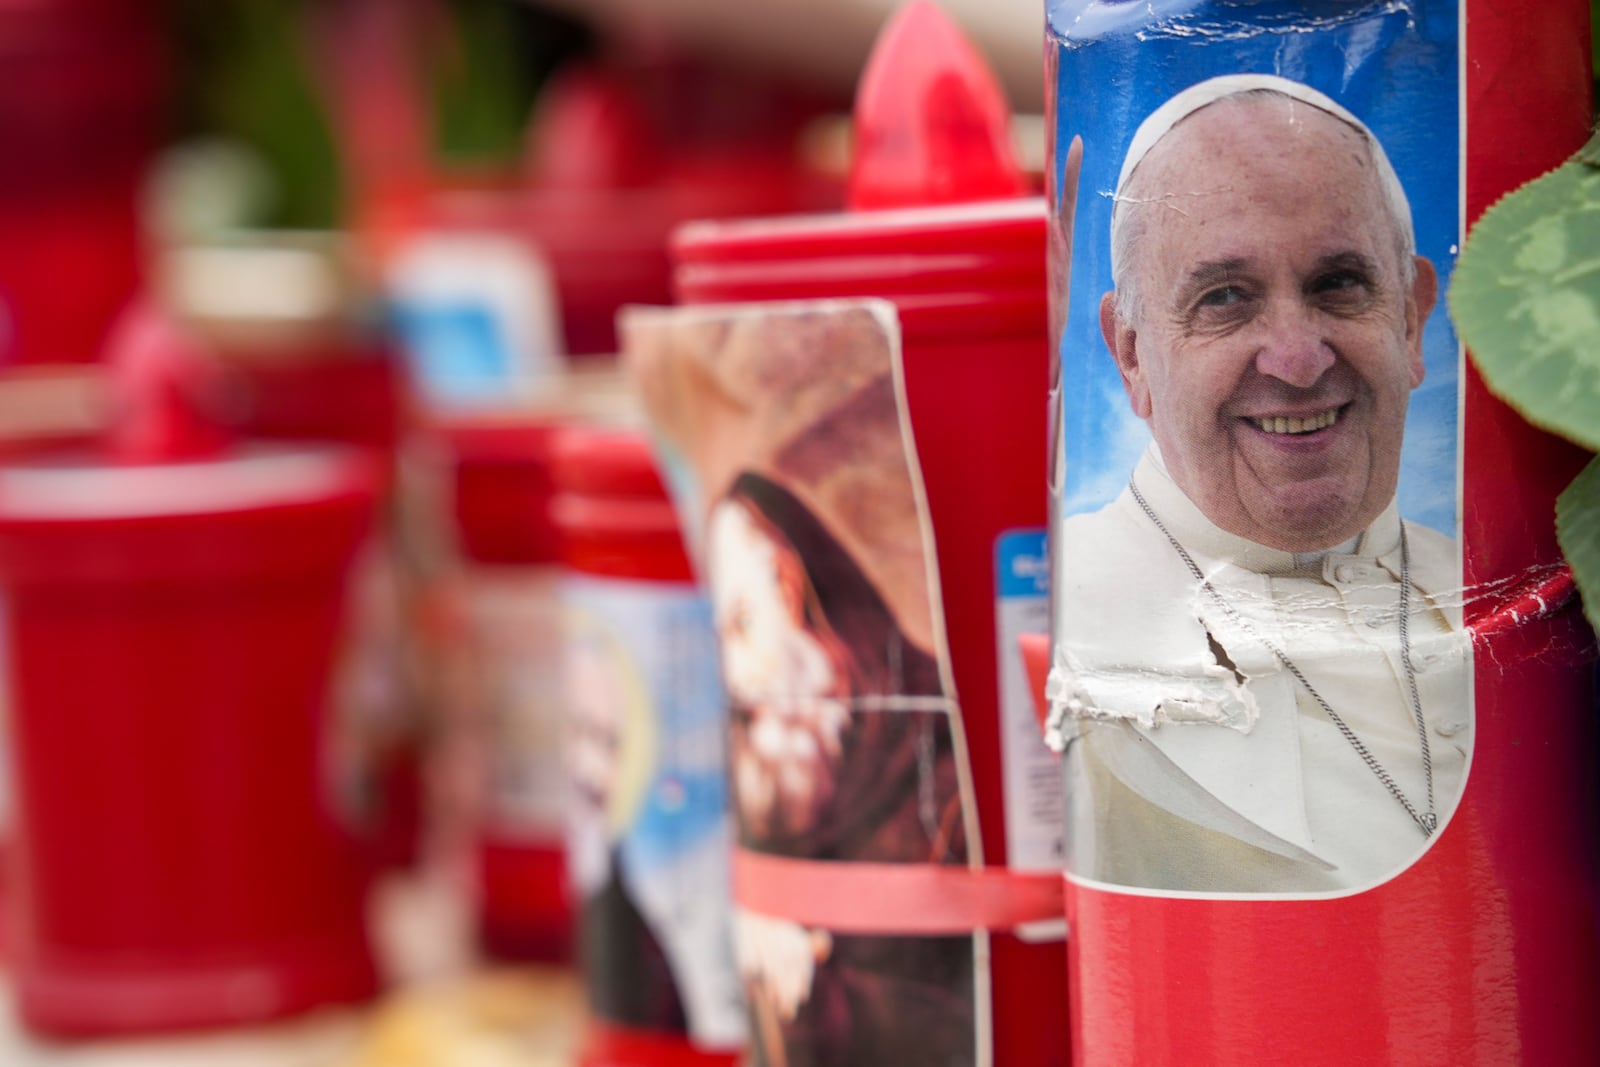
[733,848,1064,935]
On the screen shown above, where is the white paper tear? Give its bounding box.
[1044,648,1259,753]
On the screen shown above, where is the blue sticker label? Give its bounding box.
[997,530,1051,599]
[994,528,1063,887]
[389,302,514,403]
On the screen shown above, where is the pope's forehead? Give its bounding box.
[1130,94,1371,191]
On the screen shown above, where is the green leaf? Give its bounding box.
[1576,127,1600,169]
[1556,455,1600,635]
[1449,156,1600,452]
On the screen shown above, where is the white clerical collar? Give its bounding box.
[1137,445,1402,576]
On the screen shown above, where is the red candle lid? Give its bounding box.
[0,300,380,586]
[441,415,565,565]
[520,62,841,356]
[100,300,231,466]
[547,423,687,540]
[669,2,1044,343]
[549,423,672,505]
[547,422,692,581]
[846,0,1028,210]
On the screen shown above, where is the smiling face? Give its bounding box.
[1102,94,1437,552]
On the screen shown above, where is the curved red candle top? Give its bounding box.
[101,301,231,465]
[847,0,1027,211]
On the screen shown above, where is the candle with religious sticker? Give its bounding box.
[1042,1,1596,1063]
[628,4,1068,1064]
[551,422,745,1067]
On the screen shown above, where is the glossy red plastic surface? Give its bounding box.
[1059,2,1599,1064]
[185,330,414,869]
[0,448,384,1036]
[521,62,841,357]
[670,5,1063,1061]
[902,327,1064,1067]
[100,304,230,465]
[847,0,1027,210]
[439,414,573,961]
[548,424,694,583]
[225,349,405,455]
[476,842,571,962]
[444,417,565,566]
[672,200,1048,345]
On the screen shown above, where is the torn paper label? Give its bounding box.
[1044,647,1260,752]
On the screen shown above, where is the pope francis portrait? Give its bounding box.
[1048,74,1472,894]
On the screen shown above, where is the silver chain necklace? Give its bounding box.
[1129,477,1437,838]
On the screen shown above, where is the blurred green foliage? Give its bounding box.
[431,0,580,168]
[169,0,343,230]
[166,0,589,231]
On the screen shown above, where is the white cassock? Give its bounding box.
[1049,447,1471,894]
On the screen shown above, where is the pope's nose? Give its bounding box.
[1253,305,1337,388]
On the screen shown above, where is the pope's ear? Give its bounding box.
[1100,291,1151,419]
[1404,256,1438,389]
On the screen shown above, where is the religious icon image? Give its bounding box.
[624,300,984,1066]
[562,600,745,1047]
[1047,74,1473,895]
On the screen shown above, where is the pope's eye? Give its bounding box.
[1313,270,1365,292]
[1308,267,1380,316]
[1198,285,1245,307]
[1181,273,1259,330]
